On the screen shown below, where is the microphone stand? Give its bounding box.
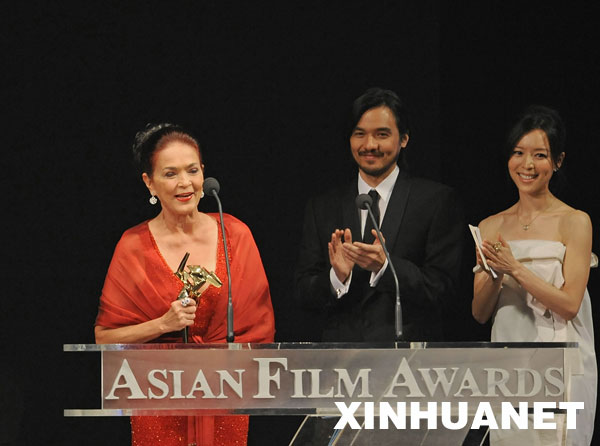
[212,191,234,343]
[204,178,235,343]
[359,195,403,340]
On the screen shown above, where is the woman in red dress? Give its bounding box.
[95,123,275,446]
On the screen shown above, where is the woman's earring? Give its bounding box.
[201,191,205,198]
[149,195,158,205]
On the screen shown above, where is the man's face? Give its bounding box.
[350,106,408,182]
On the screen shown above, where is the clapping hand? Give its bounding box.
[328,228,354,283]
[343,229,386,273]
[481,233,518,276]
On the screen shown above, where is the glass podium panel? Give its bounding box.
[289,416,480,446]
[64,342,574,445]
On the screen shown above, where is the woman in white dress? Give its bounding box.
[472,105,596,445]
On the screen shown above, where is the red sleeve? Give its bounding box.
[95,222,181,329]
[202,214,275,343]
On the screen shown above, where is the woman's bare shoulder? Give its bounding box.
[479,205,516,238]
[559,206,592,235]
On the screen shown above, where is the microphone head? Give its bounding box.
[355,193,372,210]
[203,177,220,195]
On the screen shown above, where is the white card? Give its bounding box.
[468,224,498,279]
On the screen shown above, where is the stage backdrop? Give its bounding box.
[2,1,599,445]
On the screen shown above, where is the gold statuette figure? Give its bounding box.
[175,252,222,303]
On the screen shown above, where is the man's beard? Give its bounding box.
[357,151,399,178]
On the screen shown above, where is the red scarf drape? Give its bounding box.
[96,213,275,445]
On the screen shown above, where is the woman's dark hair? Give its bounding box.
[506,105,566,166]
[132,123,202,176]
[506,105,567,194]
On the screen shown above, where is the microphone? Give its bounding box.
[203,177,234,343]
[355,194,372,212]
[203,177,220,196]
[355,193,403,340]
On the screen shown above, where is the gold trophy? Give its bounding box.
[175,252,222,342]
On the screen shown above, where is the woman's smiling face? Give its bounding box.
[508,129,562,194]
[143,140,204,216]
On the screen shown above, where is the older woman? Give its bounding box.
[472,106,596,445]
[95,123,275,446]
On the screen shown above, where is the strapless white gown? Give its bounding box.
[490,240,596,445]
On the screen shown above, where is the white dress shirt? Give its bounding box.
[330,166,398,298]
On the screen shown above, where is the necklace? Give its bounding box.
[520,220,536,231]
[517,200,553,231]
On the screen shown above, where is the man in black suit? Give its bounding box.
[294,87,463,342]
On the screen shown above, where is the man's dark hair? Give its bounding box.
[349,87,411,169]
[349,87,411,138]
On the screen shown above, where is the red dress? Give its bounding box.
[96,213,275,446]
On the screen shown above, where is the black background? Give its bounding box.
[2,1,599,444]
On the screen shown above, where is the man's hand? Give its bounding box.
[343,229,386,272]
[328,228,354,283]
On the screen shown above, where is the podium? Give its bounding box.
[64,342,576,445]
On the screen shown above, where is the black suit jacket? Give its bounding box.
[294,170,464,342]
